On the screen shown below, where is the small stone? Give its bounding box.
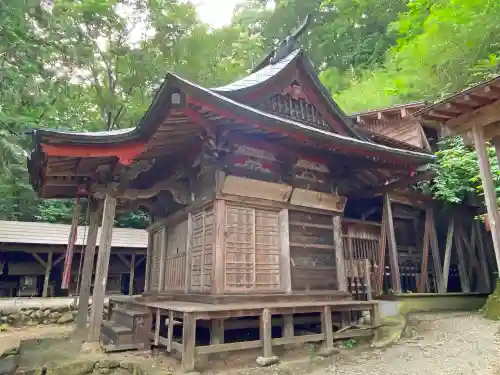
[49,312,61,320]
[8,314,20,323]
[52,360,96,375]
[98,368,110,374]
[119,362,134,372]
[56,312,74,325]
[0,344,20,359]
[255,356,279,367]
[317,347,340,358]
[98,360,120,369]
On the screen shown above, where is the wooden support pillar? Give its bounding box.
[475,221,491,292]
[321,306,333,349]
[376,202,388,295]
[283,314,294,338]
[181,312,196,373]
[42,252,53,297]
[184,213,193,293]
[440,216,455,293]
[370,304,381,342]
[144,231,152,293]
[383,194,401,293]
[427,208,443,292]
[333,215,347,292]
[129,253,136,296]
[473,125,500,273]
[417,212,431,293]
[260,308,273,358]
[279,209,292,294]
[76,199,101,331]
[154,309,161,346]
[61,199,82,289]
[88,194,117,343]
[213,199,226,294]
[454,222,470,293]
[167,310,174,353]
[211,319,224,345]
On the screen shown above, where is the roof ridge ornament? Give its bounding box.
[269,13,312,65]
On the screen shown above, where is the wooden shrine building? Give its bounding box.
[25,19,476,371]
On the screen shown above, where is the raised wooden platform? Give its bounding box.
[104,292,381,372]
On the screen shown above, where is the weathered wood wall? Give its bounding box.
[190,206,214,292]
[224,205,281,292]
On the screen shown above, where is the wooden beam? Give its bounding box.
[88,194,117,343]
[472,124,500,272]
[364,259,373,300]
[333,215,347,292]
[128,253,136,295]
[42,252,53,297]
[144,231,152,293]
[384,193,401,293]
[417,213,430,293]
[427,209,443,292]
[117,254,130,268]
[446,98,500,136]
[440,216,455,293]
[279,209,292,294]
[475,221,491,292]
[32,253,46,268]
[76,200,101,331]
[453,223,470,293]
[61,200,81,289]
[181,312,196,372]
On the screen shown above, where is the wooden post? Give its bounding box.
[76,200,101,331]
[88,194,116,343]
[184,213,193,293]
[440,216,455,293]
[158,228,167,293]
[167,310,174,353]
[144,231,152,293]
[333,215,347,292]
[260,308,273,358]
[128,253,136,296]
[475,221,491,292]
[154,309,161,346]
[283,314,294,338]
[364,259,373,300]
[321,306,333,349]
[376,202,388,295]
[427,208,443,292]
[473,125,500,272]
[42,252,53,297]
[181,312,196,372]
[213,200,226,294]
[61,199,82,289]
[279,209,292,294]
[417,212,431,293]
[384,194,401,293]
[454,223,470,293]
[211,319,224,345]
[370,304,381,342]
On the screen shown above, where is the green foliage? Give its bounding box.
[428,137,500,205]
[482,280,500,320]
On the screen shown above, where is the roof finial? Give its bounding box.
[270,13,312,65]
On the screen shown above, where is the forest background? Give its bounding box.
[2,0,500,228]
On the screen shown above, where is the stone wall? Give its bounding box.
[0,306,78,327]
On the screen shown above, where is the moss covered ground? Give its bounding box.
[482,280,500,320]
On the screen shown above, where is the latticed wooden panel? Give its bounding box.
[225,205,281,292]
[190,207,213,292]
[149,228,164,292]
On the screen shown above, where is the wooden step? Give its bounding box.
[101,320,132,335]
[111,307,148,327]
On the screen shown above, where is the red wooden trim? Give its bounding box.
[41,142,145,165]
[186,97,416,167]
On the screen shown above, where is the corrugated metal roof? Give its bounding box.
[0,221,147,248]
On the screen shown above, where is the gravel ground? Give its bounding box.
[316,312,500,375]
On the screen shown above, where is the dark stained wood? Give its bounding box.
[453,225,470,293]
[475,221,491,292]
[376,202,388,295]
[427,208,444,293]
[88,194,117,342]
[384,193,401,293]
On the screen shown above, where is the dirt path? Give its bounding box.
[313,312,500,375]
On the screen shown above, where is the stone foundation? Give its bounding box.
[0,306,78,327]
